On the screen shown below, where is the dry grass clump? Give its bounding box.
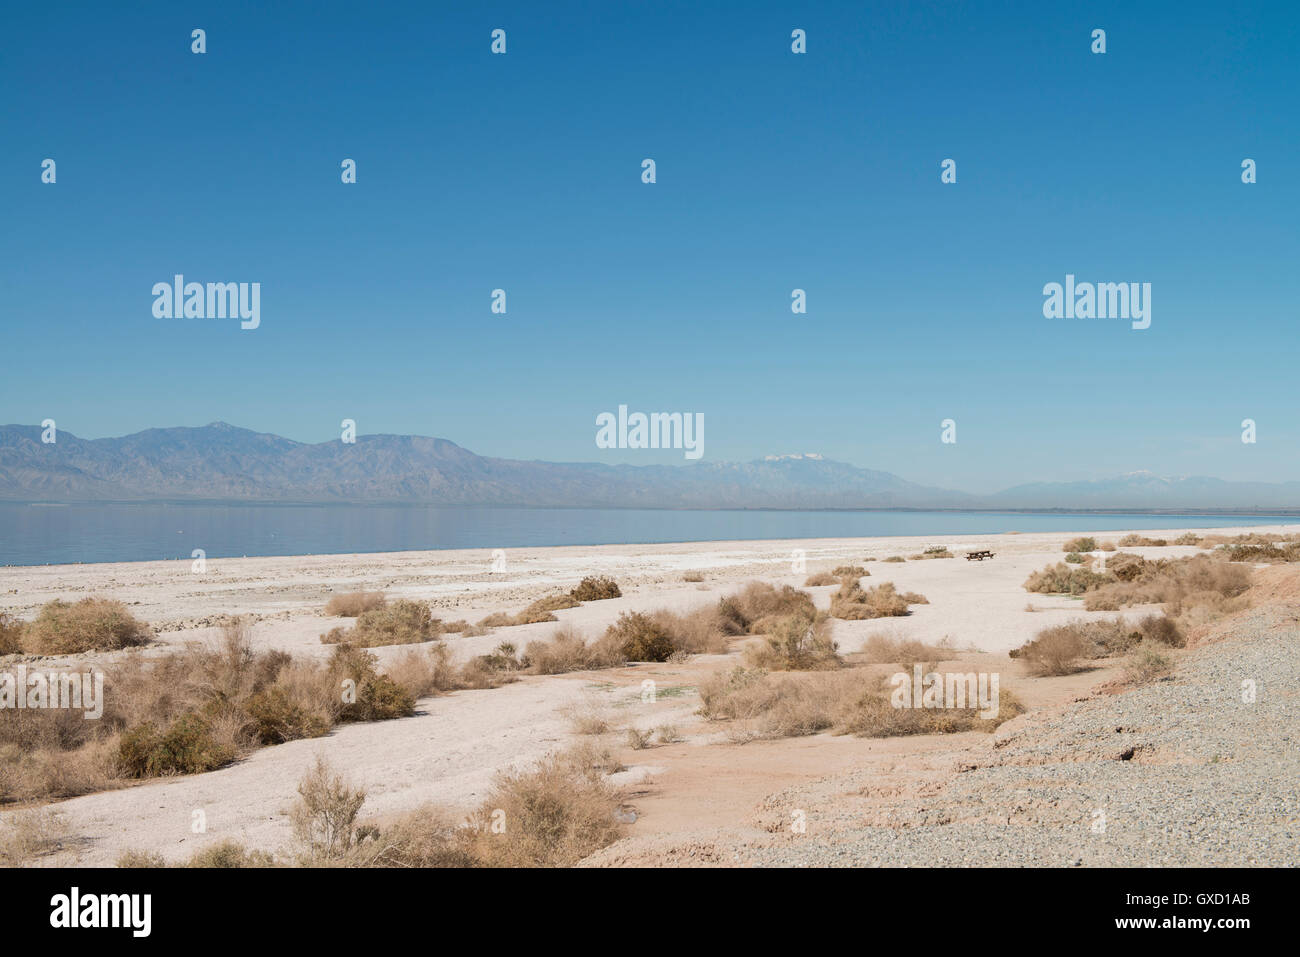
[831,565,869,577]
[0,615,23,656]
[523,594,581,615]
[829,581,923,620]
[569,576,622,601]
[803,572,840,586]
[1063,537,1097,553]
[682,572,704,583]
[0,808,67,865]
[1022,562,1113,596]
[1124,640,1174,685]
[20,598,153,655]
[1173,532,1202,546]
[474,591,588,629]
[743,613,839,671]
[1118,534,1169,547]
[323,591,387,617]
[1098,540,1117,551]
[1064,552,1091,565]
[882,555,905,562]
[698,666,1022,741]
[321,599,439,647]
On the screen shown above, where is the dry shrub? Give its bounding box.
[909,547,954,560]
[1023,563,1113,595]
[743,613,839,671]
[717,583,816,635]
[803,572,840,587]
[0,620,425,806]
[441,620,471,633]
[321,599,439,647]
[477,612,514,628]
[116,849,167,868]
[1063,537,1098,553]
[22,598,152,654]
[464,750,625,867]
[1064,552,1089,565]
[1223,542,1300,563]
[291,755,367,862]
[1173,532,1202,546]
[604,612,674,662]
[1011,628,1088,676]
[882,555,905,562]
[569,576,622,601]
[524,625,625,674]
[385,642,460,698]
[1124,640,1173,685]
[682,572,705,583]
[1099,540,1117,551]
[522,594,581,615]
[324,591,387,617]
[1083,555,1252,619]
[831,565,869,577]
[830,581,919,620]
[458,642,525,689]
[648,606,731,655]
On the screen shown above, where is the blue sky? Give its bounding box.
[3,0,1298,493]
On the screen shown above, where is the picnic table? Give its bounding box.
[965,550,995,561]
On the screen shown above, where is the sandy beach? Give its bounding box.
[2,523,1297,867]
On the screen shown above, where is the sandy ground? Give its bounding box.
[1,523,1294,866]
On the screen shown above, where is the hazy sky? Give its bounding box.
[3,1,1298,492]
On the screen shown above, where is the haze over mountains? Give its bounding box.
[0,423,1295,511]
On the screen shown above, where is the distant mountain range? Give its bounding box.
[0,423,1296,511]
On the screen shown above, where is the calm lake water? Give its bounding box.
[0,503,1293,567]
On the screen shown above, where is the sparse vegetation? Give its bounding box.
[831,565,869,577]
[803,572,839,587]
[698,666,1023,741]
[1063,537,1097,553]
[0,618,427,805]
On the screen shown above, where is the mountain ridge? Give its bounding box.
[0,423,1296,510]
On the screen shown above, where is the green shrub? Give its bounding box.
[117,713,234,777]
